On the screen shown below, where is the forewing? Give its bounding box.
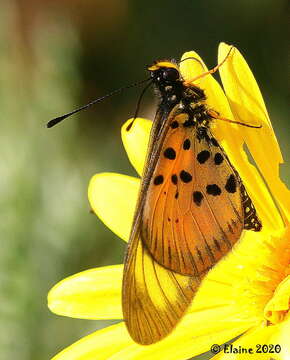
[141,119,246,276]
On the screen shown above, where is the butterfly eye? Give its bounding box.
[162,68,179,81]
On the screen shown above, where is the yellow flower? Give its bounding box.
[48,43,290,360]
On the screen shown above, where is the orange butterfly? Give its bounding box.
[122,50,262,344]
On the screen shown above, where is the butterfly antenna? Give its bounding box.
[126,80,153,131]
[133,80,153,119]
[179,56,206,72]
[47,78,151,128]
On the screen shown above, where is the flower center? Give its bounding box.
[238,228,290,325]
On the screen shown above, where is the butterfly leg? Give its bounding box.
[183,46,234,86]
[207,109,262,129]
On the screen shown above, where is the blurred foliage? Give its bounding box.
[0,0,288,359]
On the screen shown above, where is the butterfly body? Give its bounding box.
[122,60,261,344]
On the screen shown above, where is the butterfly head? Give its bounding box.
[147,60,207,107]
[147,61,185,106]
[148,61,181,85]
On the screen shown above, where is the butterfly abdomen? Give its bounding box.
[240,183,262,231]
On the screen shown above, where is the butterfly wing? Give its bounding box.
[141,111,258,276]
[122,106,261,344]
[123,107,200,345]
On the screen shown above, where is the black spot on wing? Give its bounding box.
[171,174,178,184]
[214,153,223,165]
[154,175,164,185]
[180,170,192,183]
[183,139,191,150]
[225,174,237,193]
[197,150,210,164]
[164,147,176,160]
[193,191,203,206]
[206,184,221,196]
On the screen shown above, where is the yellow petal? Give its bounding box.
[190,277,233,311]
[52,322,133,360]
[88,173,140,242]
[264,275,290,324]
[48,262,252,359]
[218,42,290,221]
[53,313,251,360]
[193,227,288,325]
[269,317,290,360]
[48,265,123,320]
[48,254,236,323]
[180,50,247,156]
[121,118,152,176]
[180,50,234,125]
[108,309,251,360]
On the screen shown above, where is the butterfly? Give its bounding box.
[122,51,262,345]
[47,47,262,346]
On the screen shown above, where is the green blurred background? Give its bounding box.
[0,0,289,359]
